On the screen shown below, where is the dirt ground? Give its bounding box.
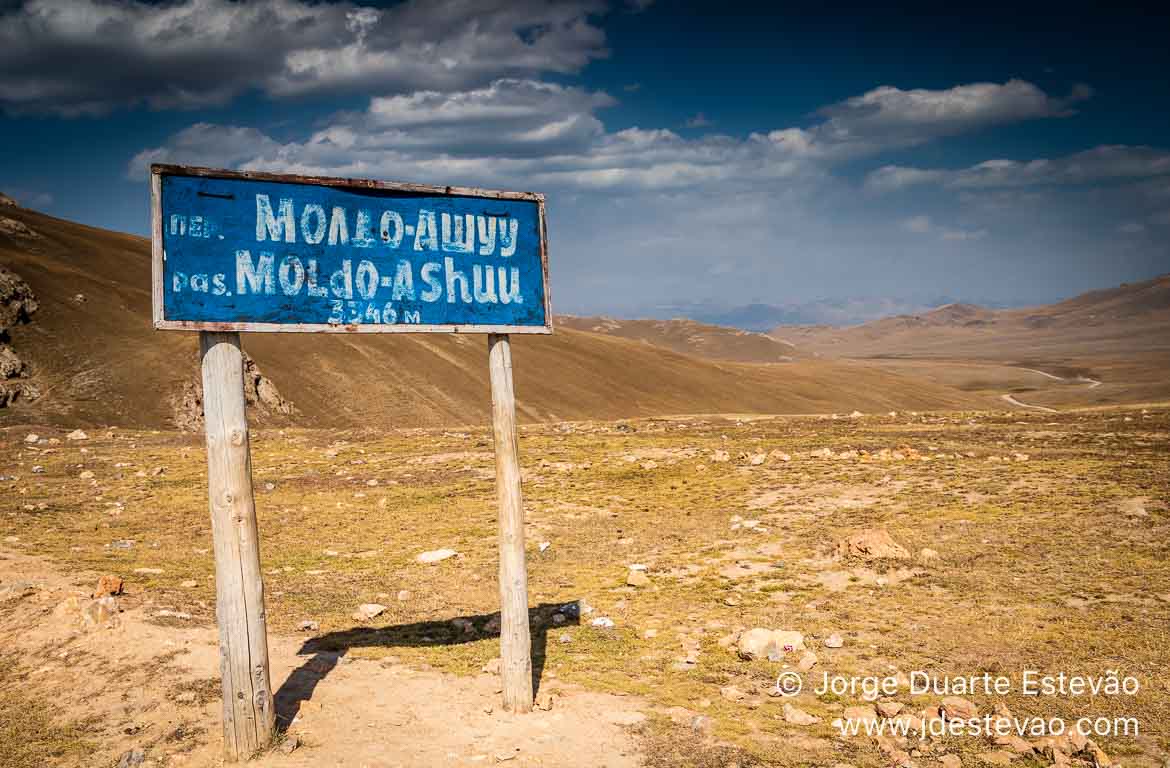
[2,405,1168,767]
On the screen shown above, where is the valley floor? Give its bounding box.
[2,406,1168,767]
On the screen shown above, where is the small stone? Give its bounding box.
[133,567,164,575]
[279,735,301,755]
[538,541,551,552]
[117,748,146,768]
[719,685,746,701]
[919,548,941,562]
[416,548,458,564]
[82,596,120,629]
[783,702,820,725]
[876,701,905,718]
[79,470,95,480]
[353,603,386,621]
[149,466,166,476]
[690,715,713,735]
[298,620,320,632]
[94,574,124,597]
[397,590,411,601]
[823,633,845,648]
[797,650,818,671]
[558,633,572,644]
[712,449,730,462]
[626,569,650,587]
[66,429,88,441]
[590,617,615,628]
[534,690,556,711]
[748,453,767,466]
[155,609,192,620]
[642,628,658,639]
[843,705,878,724]
[940,696,978,720]
[180,580,198,588]
[24,433,39,443]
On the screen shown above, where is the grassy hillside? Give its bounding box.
[556,314,802,362]
[0,204,984,429]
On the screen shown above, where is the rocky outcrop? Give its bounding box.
[0,216,41,239]
[0,192,17,207]
[171,351,296,430]
[0,267,39,407]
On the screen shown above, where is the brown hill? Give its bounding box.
[0,204,983,429]
[775,275,1170,406]
[555,315,801,362]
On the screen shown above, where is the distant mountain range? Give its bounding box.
[647,296,1015,331]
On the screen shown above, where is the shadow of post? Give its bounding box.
[274,601,581,729]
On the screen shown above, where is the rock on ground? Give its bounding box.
[783,703,820,725]
[736,628,805,660]
[835,529,911,560]
[417,548,458,564]
[170,351,296,430]
[0,267,39,407]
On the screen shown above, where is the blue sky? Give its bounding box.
[1,0,1168,321]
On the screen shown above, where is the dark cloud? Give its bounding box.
[0,0,608,116]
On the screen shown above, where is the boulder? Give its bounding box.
[170,351,295,430]
[93,574,124,597]
[0,345,24,378]
[736,628,805,660]
[0,267,37,331]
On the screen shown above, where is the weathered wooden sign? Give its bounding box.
[151,165,546,762]
[152,165,551,333]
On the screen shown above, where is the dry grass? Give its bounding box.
[0,652,94,768]
[2,404,1168,766]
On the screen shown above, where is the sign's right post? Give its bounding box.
[487,333,535,712]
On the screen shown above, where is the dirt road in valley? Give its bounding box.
[1001,367,1104,412]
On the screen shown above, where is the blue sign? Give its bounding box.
[152,166,551,333]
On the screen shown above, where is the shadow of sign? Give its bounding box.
[275,601,582,729]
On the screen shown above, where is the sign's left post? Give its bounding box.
[199,331,276,760]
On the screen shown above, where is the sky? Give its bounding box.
[1,0,1168,322]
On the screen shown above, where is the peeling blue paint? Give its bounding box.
[160,174,547,328]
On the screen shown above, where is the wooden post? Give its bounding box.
[200,332,276,760]
[488,333,534,712]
